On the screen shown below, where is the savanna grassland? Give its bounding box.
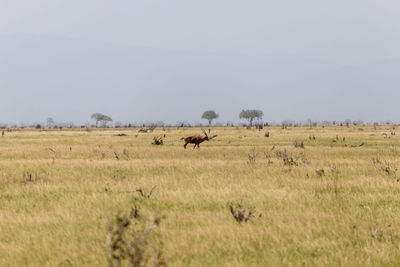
[1,125,400,266]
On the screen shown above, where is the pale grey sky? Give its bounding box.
[1,1,399,125]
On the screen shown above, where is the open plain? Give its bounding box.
[1,125,400,266]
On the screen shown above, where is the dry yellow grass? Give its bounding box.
[1,125,400,266]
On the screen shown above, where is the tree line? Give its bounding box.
[201,109,263,126]
[89,109,264,127]
[31,111,381,129]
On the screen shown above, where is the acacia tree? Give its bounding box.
[91,113,113,127]
[46,117,54,127]
[201,110,219,126]
[239,109,263,126]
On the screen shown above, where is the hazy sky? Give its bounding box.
[1,1,399,125]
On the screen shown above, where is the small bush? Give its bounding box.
[283,156,298,166]
[316,168,325,177]
[265,153,273,164]
[106,210,166,267]
[247,148,257,164]
[275,149,288,159]
[228,202,254,224]
[381,161,397,176]
[132,184,161,199]
[152,136,164,145]
[371,155,381,165]
[293,140,304,148]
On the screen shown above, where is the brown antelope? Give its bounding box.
[181,129,217,149]
[138,126,156,133]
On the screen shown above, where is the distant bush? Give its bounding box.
[229,201,254,224]
[152,136,164,145]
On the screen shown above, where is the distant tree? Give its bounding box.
[282,120,295,126]
[91,113,113,127]
[239,109,263,126]
[344,119,352,127]
[353,120,364,126]
[46,117,54,127]
[176,121,189,127]
[114,121,123,128]
[201,110,219,126]
[91,113,102,127]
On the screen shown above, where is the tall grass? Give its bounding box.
[0,125,400,266]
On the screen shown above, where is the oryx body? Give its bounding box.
[181,129,217,149]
